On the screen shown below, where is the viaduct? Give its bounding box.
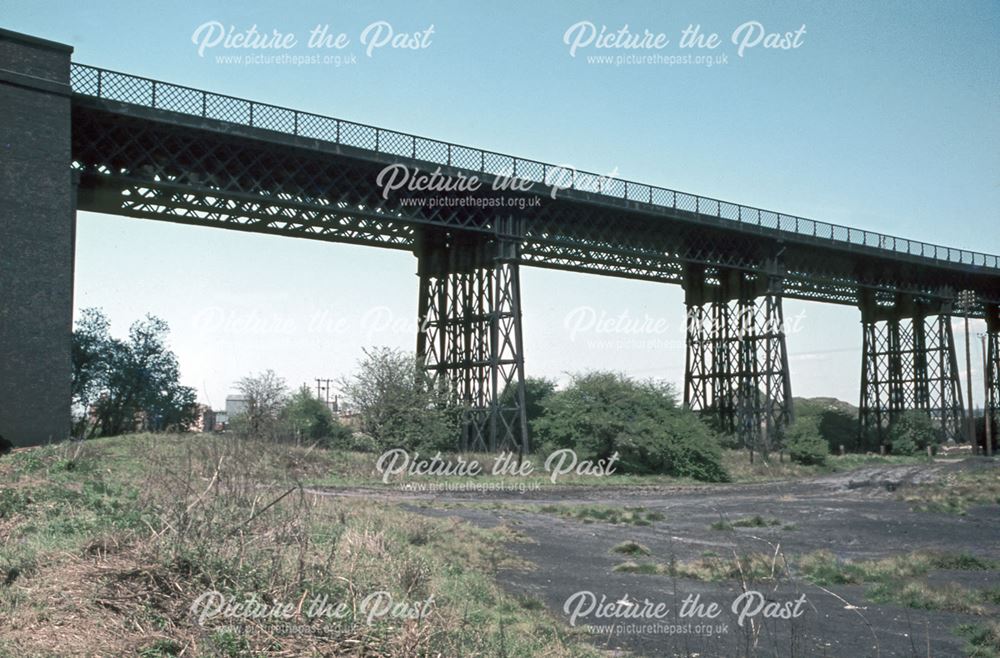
[1,29,998,451]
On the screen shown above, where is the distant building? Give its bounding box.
[226,395,249,419]
[337,411,362,430]
[195,405,216,433]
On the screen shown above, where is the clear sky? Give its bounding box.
[3,0,998,409]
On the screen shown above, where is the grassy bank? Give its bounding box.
[0,435,600,657]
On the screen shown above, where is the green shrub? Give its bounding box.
[785,416,828,465]
[340,347,461,452]
[792,398,862,452]
[317,420,356,450]
[889,411,940,455]
[499,377,556,449]
[615,414,729,482]
[342,431,379,452]
[280,385,338,444]
[532,372,729,482]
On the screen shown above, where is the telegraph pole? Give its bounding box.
[314,378,333,405]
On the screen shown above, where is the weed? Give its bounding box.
[956,621,1000,658]
[613,561,661,575]
[612,541,651,557]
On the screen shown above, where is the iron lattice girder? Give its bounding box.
[415,224,528,453]
[858,291,965,445]
[683,266,793,451]
[70,102,1000,312]
[66,61,1000,281]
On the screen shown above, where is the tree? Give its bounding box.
[71,308,113,435]
[71,309,198,437]
[520,377,557,425]
[145,382,199,432]
[532,372,729,482]
[279,385,354,447]
[340,347,459,451]
[235,370,288,440]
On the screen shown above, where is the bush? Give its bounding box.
[342,431,379,453]
[793,398,862,452]
[498,377,556,449]
[320,421,357,450]
[785,416,829,465]
[532,372,729,482]
[616,414,730,482]
[280,385,339,444]
[889,411,940,455]
[340,347,460,452]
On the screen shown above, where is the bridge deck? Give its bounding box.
[68,63,1000,313]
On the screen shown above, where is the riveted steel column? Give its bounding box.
[683,266,792,455]
[414,220,528,453]
[858,290,964,449]
[984,304,1000,451]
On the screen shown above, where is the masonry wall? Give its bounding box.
[0,29,75,446]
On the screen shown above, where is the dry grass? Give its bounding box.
[605,549,789,584]
[453,502,666,526]
[672,551,789,583]
[796,549,1000,616]
[710,514,784,531]
[797,550,997,585]
[720,450,934,483]
[0,434,601,657]
[611,561,660,575]
[610,541,650,557]
[898,469,1000,514]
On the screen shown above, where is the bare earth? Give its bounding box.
[315,459,1000,658]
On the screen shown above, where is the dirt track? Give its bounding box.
[316,459,1000,657]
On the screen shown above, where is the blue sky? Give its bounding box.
[3,0,998,409]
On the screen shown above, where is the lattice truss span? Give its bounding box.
[682,266,793,453]
[70,102,1000,314]
[858,291,965,446]
[415,223,529,453]
[71,117,412,248]
[71,107,518,249]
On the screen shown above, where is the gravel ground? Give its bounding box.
[315,458,1000,657]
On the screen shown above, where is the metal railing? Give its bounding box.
[69,63,1000,270]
